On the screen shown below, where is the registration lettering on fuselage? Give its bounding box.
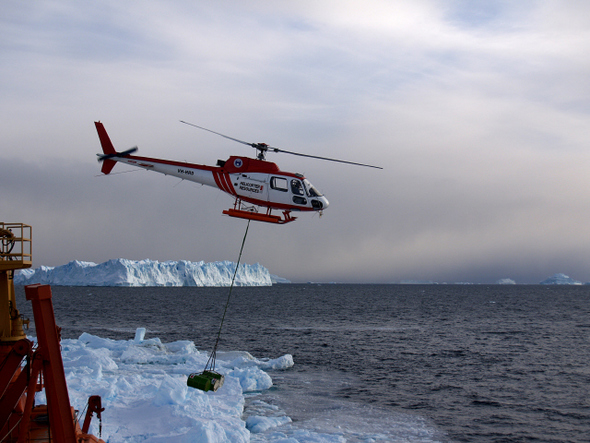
[178,168,194,176]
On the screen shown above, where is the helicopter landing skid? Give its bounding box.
[222,208,297,224]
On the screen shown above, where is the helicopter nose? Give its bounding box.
[311,196,329,210]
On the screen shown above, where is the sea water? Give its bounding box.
[15,284,590,442]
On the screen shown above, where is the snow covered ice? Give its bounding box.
[15,259,280,287]
[40,328,291,442]
[35,328,444,443]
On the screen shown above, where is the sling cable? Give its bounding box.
[187,220,251,392]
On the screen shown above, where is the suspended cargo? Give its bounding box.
[187,371,225,392]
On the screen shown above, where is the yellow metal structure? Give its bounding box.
[0,223,32,342]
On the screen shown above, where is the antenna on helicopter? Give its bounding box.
[180,120,382,169]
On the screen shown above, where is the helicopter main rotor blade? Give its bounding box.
[268,147,383,169]
[180,121,258,148]
[180,120,382,169]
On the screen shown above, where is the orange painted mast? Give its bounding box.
[0,222,105,443]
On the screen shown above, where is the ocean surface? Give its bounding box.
[15,284,590,442]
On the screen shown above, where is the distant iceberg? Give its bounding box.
[496,278,516,285]
[14,258,281,287]
[399,280,439,285]
[539,273,582,285]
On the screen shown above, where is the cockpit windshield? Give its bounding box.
[303,179,323,197]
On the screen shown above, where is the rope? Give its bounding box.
[204,220,251,372]
[77,402,89,430]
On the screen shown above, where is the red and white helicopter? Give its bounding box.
[95,121,381,224]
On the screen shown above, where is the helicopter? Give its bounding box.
[95,121,381,224]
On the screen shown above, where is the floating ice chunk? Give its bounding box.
[166,340,199,354]
[228,366,273,392]
[39,328,305,442]
[153,375,188,406]
[216,350,256,362]
[64,346,118,374]
[259,354,294,370]
[189,419,248,443]
[263,428,346,442]
[64,336,251,441]
[246,415,292,433]
[225,353,294,371]
[120,345,154,364]
[78,332,121,350]
[134,327,146,343]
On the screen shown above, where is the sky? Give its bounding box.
[2,1,590,284]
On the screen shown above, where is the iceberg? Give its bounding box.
[539,273,582,285]
[14,258,279,287]
[400,280,439,285]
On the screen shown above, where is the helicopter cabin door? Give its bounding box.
[268,176,294,207]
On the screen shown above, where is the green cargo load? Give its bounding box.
[187,370,225,392]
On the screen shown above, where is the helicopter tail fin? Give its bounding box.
[95,121,117,174]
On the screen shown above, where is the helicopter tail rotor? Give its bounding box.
[96,146,138,162]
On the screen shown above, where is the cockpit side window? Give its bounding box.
[270,176,288,192]
[303,179,322,197]
[291,179,304,196]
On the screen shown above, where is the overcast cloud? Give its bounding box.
[2,1,590,283]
